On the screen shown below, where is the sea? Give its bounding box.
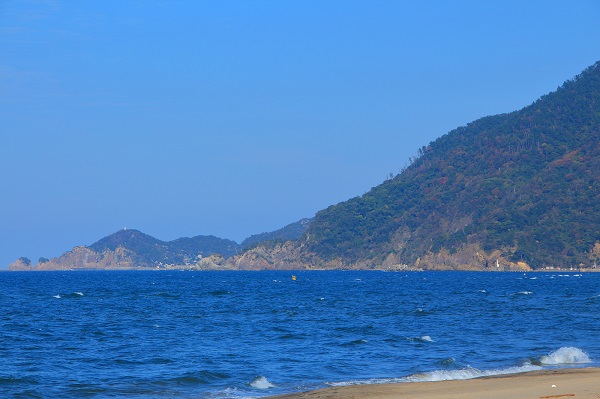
[1,270,598,399]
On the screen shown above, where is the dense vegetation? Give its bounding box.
[86,221,311,267]
[89,229,240,266]
[302,61,600,269]
[241,218,311,249]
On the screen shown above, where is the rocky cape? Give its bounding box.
[8,220,312,271]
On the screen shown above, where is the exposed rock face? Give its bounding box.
[7,258,35,271]
[34,246,138,270]
[7,239,538,271]
[240,218,312,249]
[412,244,532,271]
[231,241,358,270]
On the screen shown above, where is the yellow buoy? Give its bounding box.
[292,275,297,281]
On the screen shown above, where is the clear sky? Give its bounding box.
[1,1,599,268]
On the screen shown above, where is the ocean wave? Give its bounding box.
[52,292,85,299]
[0,375,40,385]
[154,292,179,298]
[166,370,230,386]
[412,308,433,316]
[208,290,231,296]
[407,335,434,343]
[328,347,592,387]
[539,347,591,365]
[328,364,543,387]
[249,376,275,389]
[438,357,456,367]
[402,364,543,383]
[208,387,257,399]
[342,339,368,347]
[513,291,533,296]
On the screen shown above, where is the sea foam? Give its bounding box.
[540,347,591,365]
[329,347,592,387]
[249,376,275,389]
[329,364,543,387]
[402,364,543,383]
[406,335,434,343]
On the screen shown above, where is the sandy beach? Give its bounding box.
[269,368,600,399]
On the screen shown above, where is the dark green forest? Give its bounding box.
[241,218,311,250]
[89,229,240,266]
[302,61,600,269]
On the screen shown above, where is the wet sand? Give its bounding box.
[269,368,600,399]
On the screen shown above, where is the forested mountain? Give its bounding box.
[7,222,308,270]
[8,229,242,270]
[89,229,241,264]
[298,61,600,269]
[241,218,311,249]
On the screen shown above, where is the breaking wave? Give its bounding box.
[52,292,84,299]
[249,376,275,389]
[329,347,592,387]
[539,347,591,365]
[515,291,533,295]
[406,335,434,343]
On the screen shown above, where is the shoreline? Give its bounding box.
[268,368,600,399]
[3,267,600,272]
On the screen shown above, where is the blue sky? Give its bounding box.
[1,1,599,267]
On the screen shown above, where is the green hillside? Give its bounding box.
[241,218,312,249]
[302,61,600,269]
[89,229,240,266]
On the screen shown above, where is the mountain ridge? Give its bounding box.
[8,218,311,270]
[292,60,600,270]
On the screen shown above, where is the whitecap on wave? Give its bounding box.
[406,335,434,343]
[539,347,591,365]
[249,376,275,389]
[52,292,84,299]
[328,364,543,387]
[402,364,543,383]
[328,347,592,388]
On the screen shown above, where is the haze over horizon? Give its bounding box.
[2,1,600,268]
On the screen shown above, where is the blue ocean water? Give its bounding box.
[0,270,598,399]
